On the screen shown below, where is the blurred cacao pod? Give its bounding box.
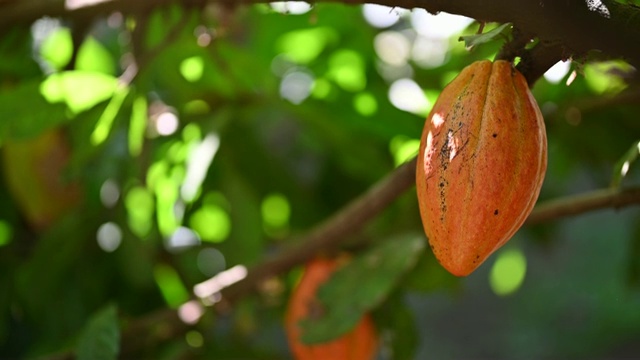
[284,256,378,360]
[2,129,81,230]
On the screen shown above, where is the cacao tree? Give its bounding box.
[0,0,640,358]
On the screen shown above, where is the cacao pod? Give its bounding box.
[284,256,378,360]
[416,60,547,277]
[2,129,81,230]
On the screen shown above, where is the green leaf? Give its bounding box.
[40,71,119,114]
[459,23,512,50]
[0,80,69,140]
[76,36,117,75]
[39,27,73,71]
[76,304,120,360]
[300,233,425,344]
[90,85,130,145]
[611,140,640,189]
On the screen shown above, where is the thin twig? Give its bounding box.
[527,186,640,225]
[219,158,418,305]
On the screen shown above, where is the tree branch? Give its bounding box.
[217,157,640,305]
[1,0,640,84]
[219,157,418,305]
[526,186,640,225]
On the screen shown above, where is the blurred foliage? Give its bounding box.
[0,2,639,359]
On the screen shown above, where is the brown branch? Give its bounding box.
[1,0,640,84]
[526,186,640,225]
[219,158,418,305]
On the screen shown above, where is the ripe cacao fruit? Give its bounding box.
[416,60,547,277]
[284,256,378,360]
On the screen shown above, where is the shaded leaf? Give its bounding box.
[76,304,120,360]
[611,139,640,189]
[300,233,425,344]
[0,80,69,140]
[459,23,512,50]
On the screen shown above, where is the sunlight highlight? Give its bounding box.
[270,1,312,14]
[178,300,204,325]
[96,222,122,252]
[100,179,120,208]
[166,226,200,253]
[280,71,314,104]
[181,133,220,202]
[194,265,248,301]
[362,4,408,28]
[388,78,430,115]
[544,60,571,84]
[489,248,527,296]
[155,112,179,136]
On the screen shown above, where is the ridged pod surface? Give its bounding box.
[284,257,378,360]
[416,60,547,277]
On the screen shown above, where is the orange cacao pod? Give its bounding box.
[284,257,378,360]
[416,60,547,276]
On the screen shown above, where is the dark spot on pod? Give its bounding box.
[494,209,499,215]
[439,182,444,187]
[492,133,497,138]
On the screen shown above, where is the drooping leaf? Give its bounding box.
[375,293,419,360]
[90,85,130,145]
[610,140,640,189]
[76,304,120,360]
[300,233,425,344]
[459,23,512,50]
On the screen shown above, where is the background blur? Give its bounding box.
[1,2,640,359]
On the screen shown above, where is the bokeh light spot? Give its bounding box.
[362,4,407,28]
[280,71,314,104]
[388,78,430,115]
[262,193,291,230]
[185,330,204,348]
[180,56,204,82]
[96,222,122,252]
[277,27,337,64]
[544,60,571,84]
[389,135,420,166]
[489,248,527,296]
[411,9,474,39]
[156,112,179,136]
[328,50,366,92]
[100,179,120,208]
[374,31,411,66]
[270,1,312,15]
[190,205,231,243]
[125,186,155,238]
[197,248,226,277]
[353,92,378,117]
[311,78,331,99]
[0,220,13,247]
[166,226,200,252]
